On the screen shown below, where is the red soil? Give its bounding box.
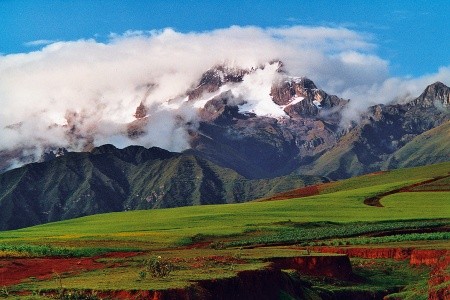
[0,252,140,287]
[428,252,450,300]
[367,171,387,176]
[309,246,449,265]
[262,184,322,201]
[96,289,190,300]
[270,255,353,280]
[310,246,450,299]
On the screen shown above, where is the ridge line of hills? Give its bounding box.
[0,144,327,230]
[0,65,448,230]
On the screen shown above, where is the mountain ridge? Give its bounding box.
[0,65,449,230]
[0,144,327,230]
[189,75,449,179]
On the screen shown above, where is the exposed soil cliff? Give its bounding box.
[270,255,353,280]
[310,246,450,300]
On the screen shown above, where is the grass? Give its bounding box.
[382,192,450,214]
[318,161,450,194]
[227,219,449,247]
[0,180,449,250]
[0,243,137,258]
[409,176,450,191]
[306,232,450,247]
[10,248,270,292]
[0,162,449,298]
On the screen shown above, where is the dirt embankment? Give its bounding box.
[311,246,450,300]
[99,256,355,300]
[310,246,448,265]
[96,255,355,300]
[13,254,356,300]
[428,252,450,300]
[4,249,447,299]
[270,255,353,280]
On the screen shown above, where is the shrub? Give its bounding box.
[0,286,9,298]
[143,256,174,278]
[210,241,225,250]
[59,290,99,300]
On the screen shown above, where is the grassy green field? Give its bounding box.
[0,162,449,298]
[1,179,448,249]
[1,188,448,249]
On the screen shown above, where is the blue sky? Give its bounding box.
[0,0,449,77]
[0,0,449,163]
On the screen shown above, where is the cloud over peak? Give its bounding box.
[0,26,448,168]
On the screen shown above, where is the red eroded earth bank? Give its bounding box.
[310,246,449,299]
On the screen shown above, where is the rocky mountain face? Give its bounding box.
[303,82,450,178]
[1,63,448,180]
[0,62,448,230]
[0,144,326,230]
[184,63,349,178]
[185,64,449,179]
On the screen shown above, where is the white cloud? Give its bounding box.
[0,26,449,168]
[340,66,450,122]
[24,39,58,47]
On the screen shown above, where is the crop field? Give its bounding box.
[0,162,449,299]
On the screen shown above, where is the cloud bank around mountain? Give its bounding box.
[0,26,449,168]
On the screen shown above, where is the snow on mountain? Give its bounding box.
[232,62,287,118]
[1,59,343,173]
[280,97,305,110]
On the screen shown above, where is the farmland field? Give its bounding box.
[0,162,449,299]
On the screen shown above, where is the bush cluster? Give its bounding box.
[140,256,174,279]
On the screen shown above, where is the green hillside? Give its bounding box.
[0,144,325,230]
[1,162,448,249]
[1,162,448,299]
[385,120,450,169]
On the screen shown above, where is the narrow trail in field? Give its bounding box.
[363,175,450,207]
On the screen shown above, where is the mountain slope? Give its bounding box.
[2,62,447,181]
[187,68,449,179]
[300,82,450,178]
[384,120,450,169]
[187,64,348,178]
[0,144,326,230]
[263,161,450,202]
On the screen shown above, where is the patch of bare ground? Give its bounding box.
[260,183,324,201]
[0,252,141,287]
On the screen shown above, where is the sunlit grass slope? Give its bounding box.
[318,161,450,194]
[0,162,448,249]
[385,120,450,169]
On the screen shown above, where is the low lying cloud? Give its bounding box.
[340,66,450,122]
[0,26,449,168]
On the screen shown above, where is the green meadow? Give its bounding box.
[0,162,448,250]
[0,162,449,298]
